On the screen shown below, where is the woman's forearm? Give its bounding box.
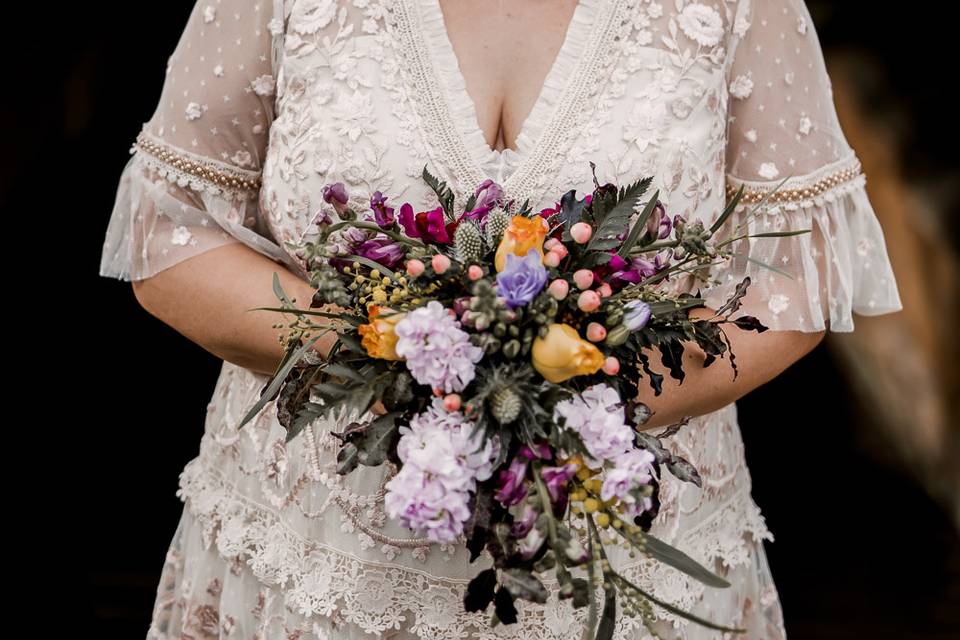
[635,306,826,430]
[131,242,341,376]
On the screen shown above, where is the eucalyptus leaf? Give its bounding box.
[238,332,324,430]
[641,533,730,588]
[500,568,549,604]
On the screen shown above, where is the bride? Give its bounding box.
[98,0,903,638]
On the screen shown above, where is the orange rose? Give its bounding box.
[357,305,405,360]
[531,323,605,383]
[494,215,549,272]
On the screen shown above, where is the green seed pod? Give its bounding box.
[502,339,521,359]
[604,324,631,347]
[606,307,624,326]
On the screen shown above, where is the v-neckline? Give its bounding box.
[413,0,606,192]
[422,0,585,158]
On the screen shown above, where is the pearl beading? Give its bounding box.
[725,153,863,206]
[132,129,262,198]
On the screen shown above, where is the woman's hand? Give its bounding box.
[634,305,824,430]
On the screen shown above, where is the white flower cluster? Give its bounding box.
[553,383,657,518]
[394,301,484,393]
[384,399,499,543]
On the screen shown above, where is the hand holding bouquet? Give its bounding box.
[240,165,797,638]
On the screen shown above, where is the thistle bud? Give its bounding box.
[604,324,631,347]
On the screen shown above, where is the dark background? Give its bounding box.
[9,1,957,638]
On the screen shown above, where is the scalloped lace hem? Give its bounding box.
[165,455,780,639]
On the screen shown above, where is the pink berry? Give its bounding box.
[544,237,562,251]
[578,290,601,312]
[586,322,607,342]
[543,251,561,268]
[571,222,593,244]
[467,265,483,280]
[405,259,424,277]
[602,357,620,375]
[598,283,612,297]
[432,387,444,397]
[573,269,594,290]
[548,279,569,300]
[431,253,451,274]
[443,394,462,412]
[551,243,569,259]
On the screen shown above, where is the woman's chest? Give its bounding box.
[261,0,739,256]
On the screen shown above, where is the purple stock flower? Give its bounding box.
[322,182,349,216]
[495,248,548,309]
[370,191,395,227]
[519,442,553,461]
[464,179,504,221]
[645,201,672,240]
[398,203,452,244]
[355,237,405,270]
[494,457,528,507]
[610,250,672,284]
[510,503,539,539]
[623,300,652,331]
[540,462,578,504]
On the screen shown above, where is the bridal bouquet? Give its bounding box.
[239,165,793,638]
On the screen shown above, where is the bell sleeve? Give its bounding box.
[701,0,903,332]
[97,0,303,282]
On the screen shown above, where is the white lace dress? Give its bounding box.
[98,1,903,638]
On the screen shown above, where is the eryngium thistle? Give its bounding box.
[490,386,522,424]
[485,208,510,247]
[454,221,484,263]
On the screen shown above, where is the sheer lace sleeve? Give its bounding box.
[701,0,903,332]
[97,0,302,282]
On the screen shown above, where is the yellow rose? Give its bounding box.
[494,215,549,272]
[531,323,605,383]
[357,305,405,360]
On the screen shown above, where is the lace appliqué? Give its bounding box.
[174,434,776,639]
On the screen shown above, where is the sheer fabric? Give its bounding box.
[98,0,303,282]
[97,1,903,638]
[699,0,902,331]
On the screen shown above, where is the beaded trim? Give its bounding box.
[132,130,262,199]
[725,152,863,206]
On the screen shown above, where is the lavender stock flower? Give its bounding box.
[495,249,548,309]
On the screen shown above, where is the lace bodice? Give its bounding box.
[98,1,903,638]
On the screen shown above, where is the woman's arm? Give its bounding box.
[635,306,826,430]
[131,242,343,377]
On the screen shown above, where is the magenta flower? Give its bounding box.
[355,238,405,270]
[370,191,395,227]
[398,203,452,244]
[494,457,528,507]
[518,442,553,461]
[540,462,578,504]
